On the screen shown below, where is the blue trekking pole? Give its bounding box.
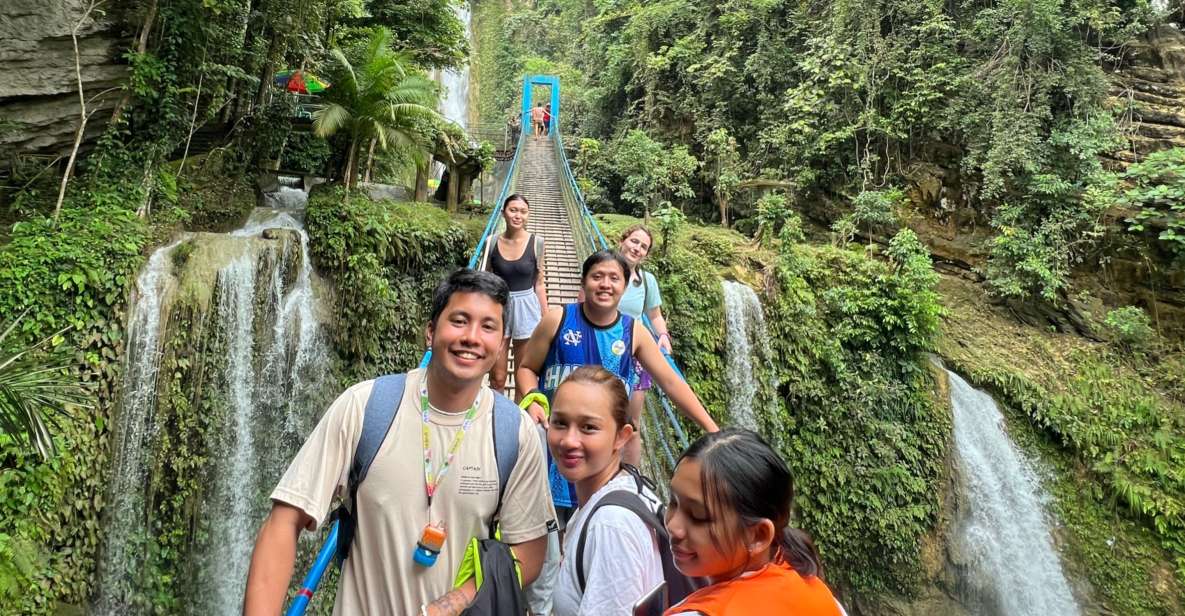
[286,521,339,615]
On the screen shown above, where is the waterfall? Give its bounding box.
[438,2,471,130]
[721,281,770,431]
[92,241,179,613]
[262,176,309,209]
[945,368,1079,616]
[95,207,329,614]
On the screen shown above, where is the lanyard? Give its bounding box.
[420,381,480,510]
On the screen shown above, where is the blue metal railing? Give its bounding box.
[547,120,692,454]
[284,114,532,616]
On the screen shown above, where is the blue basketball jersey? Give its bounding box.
[540,303,636,508]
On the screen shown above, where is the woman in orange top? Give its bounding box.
[664,428,847,616]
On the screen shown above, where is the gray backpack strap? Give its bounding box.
[336,373,407,564]
[489,392,521,534]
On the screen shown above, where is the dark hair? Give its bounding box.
[503,193,529,210]
[581,249,630,282]
[556,365,630,429]
[429,268,510,327]
[679,428,823,579]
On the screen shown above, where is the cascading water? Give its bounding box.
[721,280,771,431]
[93,241,180,614]
[434,2,471,181]
[945,368,1079,616]
[262,175,309,210]
[95,205,329,614]
[438,2,471,129]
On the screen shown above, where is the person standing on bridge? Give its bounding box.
[514,250,719,616]
[485,193,548,394]
[615,225,673,467]
[531,102,547,138]
[243,269,555,616]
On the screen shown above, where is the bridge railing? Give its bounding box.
[548,118,691,485]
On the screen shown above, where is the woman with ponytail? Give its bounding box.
[664,428,847,616]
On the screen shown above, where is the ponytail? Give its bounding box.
[680,428,827,580]
[779,527,822,579]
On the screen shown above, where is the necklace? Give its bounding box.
[419,381,481,510]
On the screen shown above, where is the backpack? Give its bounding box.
[333,373,522,564]
[574,465,706,615]
[458,538,529,616]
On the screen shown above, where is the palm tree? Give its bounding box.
[0,312,89,459]
[313,28,441,190]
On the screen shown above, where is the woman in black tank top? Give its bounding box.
[485,193,548,392]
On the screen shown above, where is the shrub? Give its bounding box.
[1102,306,1155,350]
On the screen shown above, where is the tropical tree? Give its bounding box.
[314,27,441,190]
[0,313,88,459]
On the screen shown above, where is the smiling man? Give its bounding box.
[244,268,555,616]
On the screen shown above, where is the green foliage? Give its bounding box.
[1121,148,1185,261]
[1103,306,1156,350]
[613,130,699,216]
[754,193,802,247]
[305,187,471,372]
[476,0,1159,300]
[362,0,472,69]
[0,198,146,612]
[703,128,741,225]
[0,314,90,460]
[314,28,441,189]
[833,188,902,247]
[766,238,947,596]
[280,132,334,175]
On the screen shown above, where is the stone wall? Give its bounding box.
[0,0,127,164]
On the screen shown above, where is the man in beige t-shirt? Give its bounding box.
[244,269,556,615]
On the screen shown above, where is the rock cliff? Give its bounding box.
[1112,24,1185,163]
[0,0,127,164]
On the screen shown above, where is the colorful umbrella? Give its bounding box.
[274,69,330,94]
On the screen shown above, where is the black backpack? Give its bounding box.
[574,465,706,615]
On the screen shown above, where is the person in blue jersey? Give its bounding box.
[514,250,718,616]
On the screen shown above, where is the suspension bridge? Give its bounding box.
[285,75,693,614]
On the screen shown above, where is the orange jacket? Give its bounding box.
[664,561,842,616]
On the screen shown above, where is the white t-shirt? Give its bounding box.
[552,471,665,616]
[270,369,556,615]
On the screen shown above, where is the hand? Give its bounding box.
[702,417,720,433]
[527,402,548,426]
[658,335,673,354]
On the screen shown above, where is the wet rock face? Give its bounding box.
[0,0,127,161]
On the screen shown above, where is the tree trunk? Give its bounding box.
[177,68,205,177]
[718,192,729,228]
[447,165,460,213]
[55,1,102,223]
[414,159,430,202]
[458,172,473,207]
[363,138,377,183]
[109,0,156,126]
[344,137,359,192]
